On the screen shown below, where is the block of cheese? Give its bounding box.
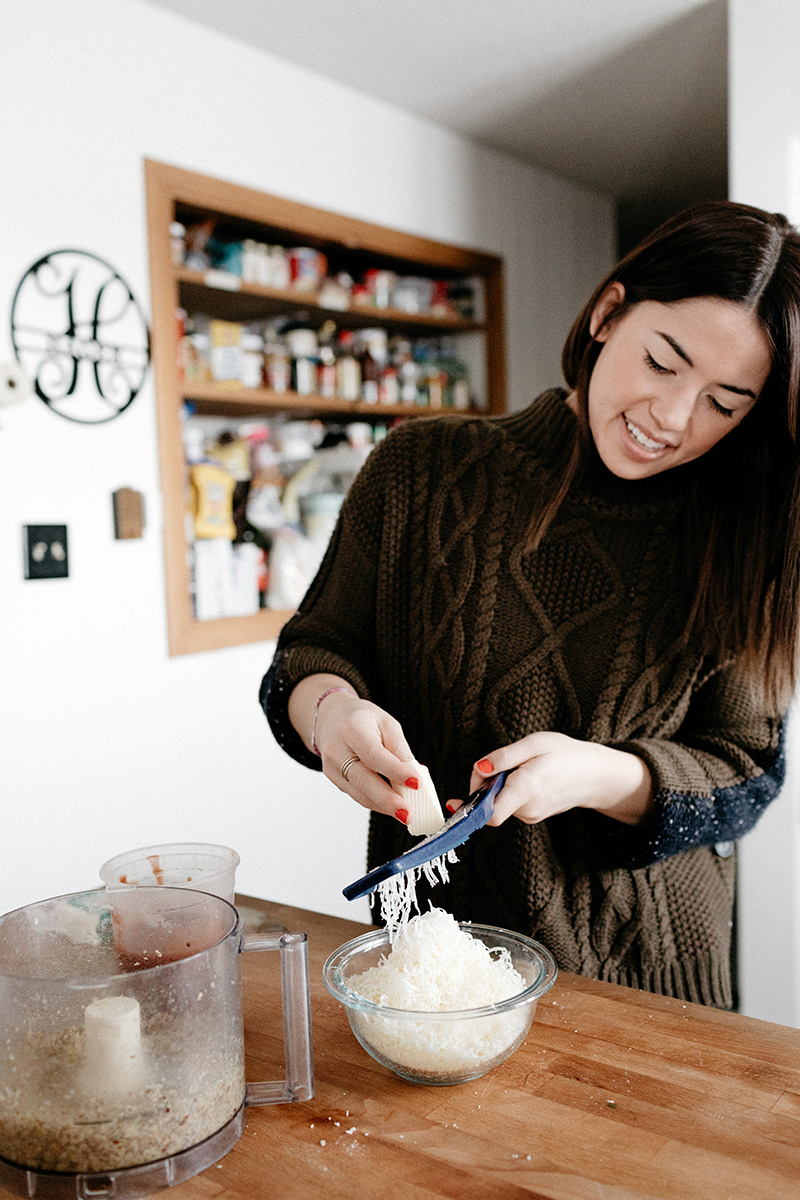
[394,763,445,837]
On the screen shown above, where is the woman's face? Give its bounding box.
[585,285,773,479]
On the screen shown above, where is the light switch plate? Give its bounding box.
[112,488,145,539]
[23,525,69,579]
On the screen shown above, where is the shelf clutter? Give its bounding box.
[179,313,474,412]
[173,218,483,322]
[145,159,506,655]
[184,411,381,623]
[173,214,483,415]
[173,224,486,623]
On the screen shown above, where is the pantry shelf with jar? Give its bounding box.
[145,159,507,656]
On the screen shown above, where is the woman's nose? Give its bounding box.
[649,387,696,433]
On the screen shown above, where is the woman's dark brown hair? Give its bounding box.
[555,200,800,710]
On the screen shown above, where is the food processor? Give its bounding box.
[0,886,313,1198]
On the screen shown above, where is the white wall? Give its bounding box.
[0,0,614,924]
[729,0,800,1026]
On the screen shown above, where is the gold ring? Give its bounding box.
[340,754,360,782]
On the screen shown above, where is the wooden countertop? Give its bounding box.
[4,897,800,1200]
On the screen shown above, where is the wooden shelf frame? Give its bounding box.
[144,158,507,656]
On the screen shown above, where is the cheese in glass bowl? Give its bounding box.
[322,909,557,1086]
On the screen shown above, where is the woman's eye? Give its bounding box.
[710,396,735,418]
[645,352,669,374]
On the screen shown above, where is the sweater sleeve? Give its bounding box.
[258,428,397,767]
[597,662,786,868]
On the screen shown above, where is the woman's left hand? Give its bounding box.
[454,732,654,827]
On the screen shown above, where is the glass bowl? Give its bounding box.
[322,922,557,1086]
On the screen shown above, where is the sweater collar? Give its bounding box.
[535,388,695,511]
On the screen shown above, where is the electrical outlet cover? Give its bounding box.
[23,525,69,579]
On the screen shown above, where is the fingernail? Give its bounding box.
[395,808,409,825]
[446,801,457,813]
[476,758,494,774]
[404,777,419,790]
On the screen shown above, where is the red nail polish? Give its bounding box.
[405,777,419,790]
[446,801,456,813]
[476,758,494,774]
[395,808,409,825]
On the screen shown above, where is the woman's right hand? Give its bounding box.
[288,675,421,825]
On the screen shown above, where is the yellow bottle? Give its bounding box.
[190,462,236,540]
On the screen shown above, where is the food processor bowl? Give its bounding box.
[0,887,313,1197]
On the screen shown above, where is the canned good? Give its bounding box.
[288,248,327,292]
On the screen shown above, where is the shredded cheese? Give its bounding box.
[373,850,458,938]
[345,908,531,1078]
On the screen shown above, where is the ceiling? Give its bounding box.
[145,0,728,249]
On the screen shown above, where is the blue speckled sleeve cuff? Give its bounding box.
[259,656,322,772]
[258,630,374,770]
[593,729,786,869]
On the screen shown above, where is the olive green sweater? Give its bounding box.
[261,390,784,1008]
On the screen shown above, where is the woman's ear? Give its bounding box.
[589,281,626,340]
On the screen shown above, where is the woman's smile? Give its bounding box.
[623,415,671,454]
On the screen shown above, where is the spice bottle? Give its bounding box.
[379,364,399,405]
[393,338,419,406]
[358,338,380,404]
[169,221,186,267]
[284,326,319,396]
[449,361,471,410]
[318,344,336,398]
[240,329,265,389]
[263,325,290,393]
[358,329,388,404]
[335,331,361,402]
[425,362,445,409]
[316,319,337,398]
[183,315,212,384]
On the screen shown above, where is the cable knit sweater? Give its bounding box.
[260,389,785,1008]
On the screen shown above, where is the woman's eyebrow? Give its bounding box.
[655,330,757,399]
[656,330,693,366]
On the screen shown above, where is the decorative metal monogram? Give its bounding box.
[10,249,150,424]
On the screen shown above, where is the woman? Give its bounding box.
[260,201,800,1009]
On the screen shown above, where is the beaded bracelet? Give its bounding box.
[311,686,357,757]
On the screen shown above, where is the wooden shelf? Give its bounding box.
[183,381,468,420]
[177,269,485,335]
[144,159,506,656]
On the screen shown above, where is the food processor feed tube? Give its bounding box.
[0,888,314,1199]
[100,841,240,905]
